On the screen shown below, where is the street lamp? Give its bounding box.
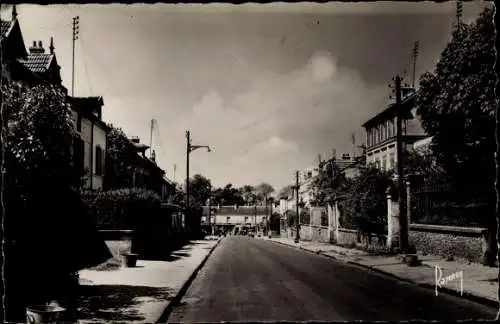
[185,130,211,233]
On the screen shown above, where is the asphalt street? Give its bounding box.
[167,236,497,322]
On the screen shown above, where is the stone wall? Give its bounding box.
[99,230,134,259]
[409,224,487,263]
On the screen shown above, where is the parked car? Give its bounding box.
[247,231,255,238]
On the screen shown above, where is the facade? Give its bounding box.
[69,97,109,190]
[362,90,428,172]
[201,205,269,231]
[130,137,167,196]
[298,165,319,207]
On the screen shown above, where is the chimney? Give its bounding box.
[151,150,156,162]
[12,5,18,21]
[29,40,45,54]
[49,37,55,54]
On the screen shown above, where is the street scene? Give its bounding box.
[0,1,497,323]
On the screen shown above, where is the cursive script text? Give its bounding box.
[434,265,463,297]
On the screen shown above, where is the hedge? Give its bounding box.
[81,188,162,230]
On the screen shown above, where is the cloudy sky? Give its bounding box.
[2,2,490,191]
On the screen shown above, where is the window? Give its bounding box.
[227,216,231,223]
[72,136,85,174]
[245,216,249,223]
[95,146,104,176]
[381,156,387,170]
[76,114,82,132]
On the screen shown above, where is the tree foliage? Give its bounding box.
[338,166,393,234]
[104,125,137,190]
[310,159,351,206]
[278,185,294,199]
[188,174,212,209]
[255,182,275,202]
[3,82,84,192]
[415,7,495,204]
[239,185,256,205]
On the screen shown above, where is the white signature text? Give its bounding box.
[434,265,463,297]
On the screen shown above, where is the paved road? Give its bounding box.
[167,236,497,322]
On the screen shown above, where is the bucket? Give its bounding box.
[26,305,66,324]
[121,252,139,268]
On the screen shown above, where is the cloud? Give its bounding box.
[169,50,386,188]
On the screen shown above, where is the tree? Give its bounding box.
[188,174,212,209]
[255,182,275,203]
[212,183,245,206]
[278,185,294,199]
[104,125,137,190]
[239,185,256,205]
[2,81,110,321]
[339,166,393,238]
[415,7,496,265]
[3,82,85,192]
[310,159,351,207]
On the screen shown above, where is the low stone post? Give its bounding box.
[327,202,335,242]
[334,200,341,243]
[386,188,400,250]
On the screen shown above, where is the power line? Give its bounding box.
[78,27,93,96]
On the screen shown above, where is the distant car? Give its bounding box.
[247,231,255,238]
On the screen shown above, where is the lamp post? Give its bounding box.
[185,130,211,234]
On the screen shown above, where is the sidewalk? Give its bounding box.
[267,237,498,307]
[77,239,222,323]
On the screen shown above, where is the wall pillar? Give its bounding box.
[327,202,335,242]
[386,187,400,249]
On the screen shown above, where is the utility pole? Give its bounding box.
[455,0,463,29]
[186,130,190,218]
[173,164,177,182]
[294,170,300,243]
[411,41,419,89]
[393,75,409,252]
[149,119,156,159]
[254,204,257,233]
[185,130,211,235]
[71,16,79,97]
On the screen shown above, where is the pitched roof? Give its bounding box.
[1,20,13,38]
[18,53,54,73]
[362,92,416,129]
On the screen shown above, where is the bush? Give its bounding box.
[338,166,393,235]
[81,188,162,230]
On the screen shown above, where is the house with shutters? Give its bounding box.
[69,96,110,190]
[1,6,110,190]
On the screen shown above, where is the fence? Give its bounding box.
[410,180,490,227]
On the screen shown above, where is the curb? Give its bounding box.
[348,261,499,309]
[156,238,223,323]
[268,239,498,309]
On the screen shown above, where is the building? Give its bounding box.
[130,137,167,195]
[362,90,429,172]
[201,205,269,232]
[2,7,111,190]
[1,9,54,87]
[69,96,110,190]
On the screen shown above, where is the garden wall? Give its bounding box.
[409,224,487,263]
[99,230,134,259]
